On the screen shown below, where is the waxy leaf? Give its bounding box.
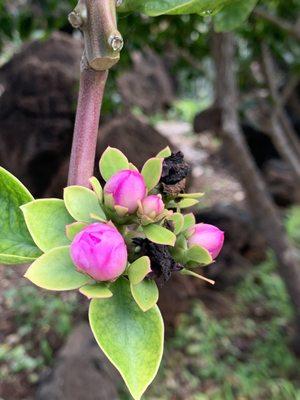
[168,198,199,209]
[21,199,74,252]
[186,245,213,266]
[168,212,184,234]
[89,177,103,201]
[182,213,196,231]
[131,279,159,312]
[128,256,152,285]
[66,222,87,241]
[141,157,163,191]
[143,224,176,246]
[178,192,204,199]
[64,186,106,222]
[25,246,90,291]
[80,283,113,299]
[156,146,172,158]
[99,147,129,181]
[0,167,41,264]
[89,278,164,400]
[214,0,258,32]
[119,0,229,16]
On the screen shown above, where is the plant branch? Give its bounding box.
[68,0,123,187]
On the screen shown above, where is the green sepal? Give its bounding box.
[79,283,113,299]
[66,222,87,241]
[168,212,184,234]
[185,245,213,266]
[89,176,103,201]
[64,186,106,223]
[141,157,163,191]
[0,167,42,264]
[99,147,129,181]
[156,146,172,158]
[131,279,159,312]
[89,278,164,400]
[24,246,90,291]
[181,213,196,231]
[21,199,74,252]
[128,256,152,285]
[143,224,176,246]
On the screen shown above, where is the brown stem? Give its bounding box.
[68,67,108,187]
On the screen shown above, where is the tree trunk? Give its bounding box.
[212,31,300,350]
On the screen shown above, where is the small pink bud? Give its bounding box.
[188,223,224,259]
[70,223,127,281]
[104,170,147,214]
[140,195,164,219]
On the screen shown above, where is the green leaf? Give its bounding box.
[213,0,258,32]
[79,283,113,299]
[181,268,215,285]
[182,213,196,231]
[128,256,152,285]
[0,167,42,264]
[141,158,163,191]
[156,146,172,158]
[21,199,74,252]
[25,246,90,291]
[168,198,199,209]
[186,245,213,266]
[66,222,87,241]
[99,147,129,181]
[168,212,184,234]
[178,192,204,199]
[64,186,106,223]
[89,278,164,400]
[89,176,103,201]
[119,0,229,16]
[143,224,176,246]
[131,279,159,312]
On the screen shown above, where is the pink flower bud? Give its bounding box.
[70,223,127,281]
[104,170,147,213]
[140,195,164,219]
[188,223,224,259]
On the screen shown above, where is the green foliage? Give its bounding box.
[130,279,159,312]
[99,147,129,181]
[128,256,152,285]
[142,223,176,246]
[141,157,163,191]
[79,283,113,299]
[21,199,74,252]
[119,0,231,16]
[64,186,106,222]
[89,278,164,400]
[285,206,300,247]
[0,167,41,264]
[25,246,90,291]
[213,0,258,32]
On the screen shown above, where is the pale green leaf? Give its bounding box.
[89,278,164,400]
[21,199,74,252]
[178,192,204,199]
[79,283,113,299]
[128,256,151,285]
[131,279,159,312]
[168,198,199,209]
[143,224,176,246]
[141,158,163,191]
[0,167,41,264]
[89,176,103,201]
[168,212,184,234]
[156,146,172,158]
[182,213,196,231]
[186,245,213,266]
[64,186,106,223]
[25,246,90,291]
[99,147,129,181]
